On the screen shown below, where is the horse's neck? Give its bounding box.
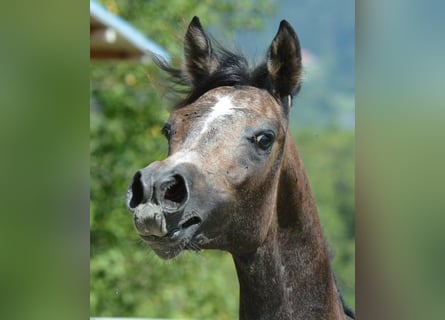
[233,132,344,320]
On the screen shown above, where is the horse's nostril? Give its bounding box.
[160,174,188,211]
[127,170,189,212]
[129,171,144,209]
[164,175,186,202]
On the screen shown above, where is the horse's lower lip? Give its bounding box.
[166,215,202,239]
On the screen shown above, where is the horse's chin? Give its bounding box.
[151,245,184,260]
[140,221,202,260]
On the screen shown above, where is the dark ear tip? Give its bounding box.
[279,20,291,29]
[278,20,297,37]
[190,16,202,28]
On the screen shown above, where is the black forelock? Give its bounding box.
[153,44,274,109]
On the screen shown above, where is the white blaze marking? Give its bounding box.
[169,151,198,167]
[199,96,236,135]
[170,95,240,167]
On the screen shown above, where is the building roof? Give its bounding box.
[90,0,170,63]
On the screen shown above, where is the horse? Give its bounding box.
[126,16,354,320]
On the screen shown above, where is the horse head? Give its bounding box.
[126,17,302,259]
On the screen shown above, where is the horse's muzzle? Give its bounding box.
[126,163,192,237]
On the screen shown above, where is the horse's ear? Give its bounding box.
[267,20,303,110]
[184,16,219,86]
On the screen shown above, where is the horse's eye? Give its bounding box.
[161,123,171,140]
[254,132,275,151]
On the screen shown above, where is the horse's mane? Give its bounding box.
[152,44,273,109]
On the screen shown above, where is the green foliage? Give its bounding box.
[91,0,354,318]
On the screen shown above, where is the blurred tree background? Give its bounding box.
[90,0,354,318]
